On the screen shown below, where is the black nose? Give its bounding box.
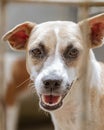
[43,79,62,90]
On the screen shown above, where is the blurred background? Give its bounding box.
[0,0,104,130]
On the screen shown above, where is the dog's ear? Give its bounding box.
[79,13,104,48]
[2,22,35,50]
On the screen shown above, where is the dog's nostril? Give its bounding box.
[43,80,51,89]
[54,80,61,87]
[44,81,50,86]
[43,79,62,89]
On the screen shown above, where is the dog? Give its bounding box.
[1,54,29,130]
[2,13,104,130]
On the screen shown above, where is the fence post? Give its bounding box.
[78,1,90,130]
[0,0,6,130]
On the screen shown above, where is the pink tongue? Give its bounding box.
[44,95,60,104]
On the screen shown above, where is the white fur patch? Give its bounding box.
[67,67,77,83]
[30,66,38,81]
[88,51,101,91]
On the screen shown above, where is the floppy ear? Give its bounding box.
[2,22,35,50]
[79,13,104,48]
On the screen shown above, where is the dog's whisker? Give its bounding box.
[29,85,35,89]
[16,78,30,88]
[28,83,35,88]
[28,82,34,86]
[31,89,36,94]
[28,83,37,94]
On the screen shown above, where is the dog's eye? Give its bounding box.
[68,48,79,58]
[29,48,44,58]
[64,47,79,59]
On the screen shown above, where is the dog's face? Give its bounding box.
[26,21,84,111]
[3,14,104,111]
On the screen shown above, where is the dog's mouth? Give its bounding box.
[39,80,75,111]
[40,94,64,111]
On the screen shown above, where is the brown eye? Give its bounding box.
[64,45,79,59]
[68,48,79,58]
[29,48,44,58]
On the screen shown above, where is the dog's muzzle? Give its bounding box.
[39,77,73,111]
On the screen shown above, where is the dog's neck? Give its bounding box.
[87,50,102,89]
[76,49,101,91]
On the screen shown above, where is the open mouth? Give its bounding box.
[40,94,63,111]
[39,80,75,111]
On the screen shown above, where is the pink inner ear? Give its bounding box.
[91,22,104,44]
[16,30,29,39]
[10,30,29,45]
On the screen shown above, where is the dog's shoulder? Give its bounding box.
[90,61,104,106]
[98,62,104,113]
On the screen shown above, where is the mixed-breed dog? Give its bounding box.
[1,13,104,130]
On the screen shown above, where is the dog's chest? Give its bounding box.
[51,98,82,130]
[51,84,83,130]
[51,83,104,130]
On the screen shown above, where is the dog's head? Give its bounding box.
[2,14,104,111]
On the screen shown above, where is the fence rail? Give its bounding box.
[3,0,104,6]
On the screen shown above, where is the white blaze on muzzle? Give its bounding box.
[34,54,77,95]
